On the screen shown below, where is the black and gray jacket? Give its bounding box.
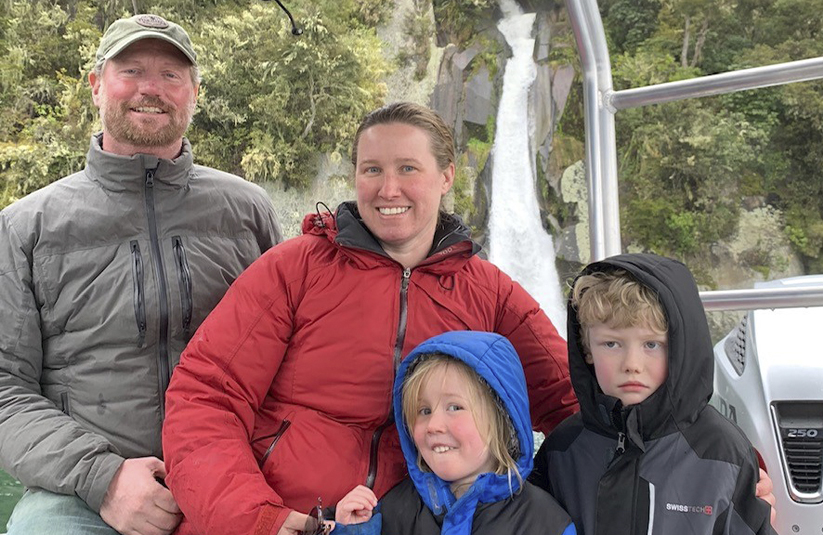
[530,254,775,535]
[0,134,281,511]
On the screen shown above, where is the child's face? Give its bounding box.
[411,365,495,495]
[585,322,668,406]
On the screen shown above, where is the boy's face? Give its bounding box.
[585,323,668,406]
[411,365,495,494]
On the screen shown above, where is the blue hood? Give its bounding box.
[392,331,534,534]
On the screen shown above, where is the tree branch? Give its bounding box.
[690,18,710,68]
[300,74,316,141]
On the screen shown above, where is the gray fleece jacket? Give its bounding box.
[0,133,281,511]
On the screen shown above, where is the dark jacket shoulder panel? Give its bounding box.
[380,479,574,535]
[682,406,758,464]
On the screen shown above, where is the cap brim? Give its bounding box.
[103,30,196,65]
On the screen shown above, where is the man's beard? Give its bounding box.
[99,94,194,149]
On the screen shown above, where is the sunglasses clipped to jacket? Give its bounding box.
[303,498,332,535]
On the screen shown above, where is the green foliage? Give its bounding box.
[466,135,491,169]
[0,1,99,207]
[452,154,476,221]
[432,0,495,44]
[601,0,662,54]
[453,115,494,224]
[0,0,389,207]
[559,0,823,272]
[397,2,434,81]
[190,4,388,187]
[469,34,503,79]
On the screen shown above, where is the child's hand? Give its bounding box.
[335,485,378,525]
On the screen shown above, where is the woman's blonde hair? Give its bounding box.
[571,269,668,354]
[401,354,521,484]
[351,102,455,172]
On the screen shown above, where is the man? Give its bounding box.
[0,14,282,535]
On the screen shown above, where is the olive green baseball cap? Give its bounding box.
[96,14,197,66]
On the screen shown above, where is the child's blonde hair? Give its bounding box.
[401,354,521,484]
[572,269,668,354]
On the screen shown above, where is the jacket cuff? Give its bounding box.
[81,453,125,512]
[330,512,382,535]
[255,503,291,535]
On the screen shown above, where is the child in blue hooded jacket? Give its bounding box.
[330,330,575,535]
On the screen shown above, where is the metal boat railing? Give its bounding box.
[565,0,823,311]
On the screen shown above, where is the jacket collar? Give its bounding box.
[392,331,534,535]
[569,254,714,446]
[84,132,194,193]
[302,201,481,271]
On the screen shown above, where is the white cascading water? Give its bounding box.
[488,0,566,337]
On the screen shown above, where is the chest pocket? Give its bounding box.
[37,241,147,345]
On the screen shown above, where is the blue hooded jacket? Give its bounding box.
[333,331,575,535]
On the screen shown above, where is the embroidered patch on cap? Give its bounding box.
[135,14,169,29]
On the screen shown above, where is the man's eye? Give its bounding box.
[365,166,380,174]
[401,165,415,172]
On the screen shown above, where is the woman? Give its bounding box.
[161,102,576,535]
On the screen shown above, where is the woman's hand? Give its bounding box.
[276,509,335,535]
[277,511,310,535]
[335,485,378,525]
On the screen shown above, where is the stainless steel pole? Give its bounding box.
[609,56,823,110]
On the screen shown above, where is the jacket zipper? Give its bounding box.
[365,267,411,489]
[258,419,292,468]
[130,240,147,347]
[615,431,626,456]
[145,168,171,418]
[172,236,193,337]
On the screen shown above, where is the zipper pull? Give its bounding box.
[616,431,626,455]
[402,267,411,286]
[145,169,155,187]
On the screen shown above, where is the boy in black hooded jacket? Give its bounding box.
[530,253,775,535]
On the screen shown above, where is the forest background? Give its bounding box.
[2,0,823,526]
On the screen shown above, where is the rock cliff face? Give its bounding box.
[414,3,576,256]
[292,0,804,339]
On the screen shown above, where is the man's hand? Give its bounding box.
[335,485,377,525]
[755,467,777,524]
[100,457,182,535]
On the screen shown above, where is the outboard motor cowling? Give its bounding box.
[712,275,823,534]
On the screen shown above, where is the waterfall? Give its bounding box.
[488,0,566,338]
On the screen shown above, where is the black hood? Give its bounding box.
[333,201,481,259]
[568,254,714,445]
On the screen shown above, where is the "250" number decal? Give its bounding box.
[786,428,820,438]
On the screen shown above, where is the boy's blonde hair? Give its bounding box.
[401,354,521,483]
[572,269,668,354]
